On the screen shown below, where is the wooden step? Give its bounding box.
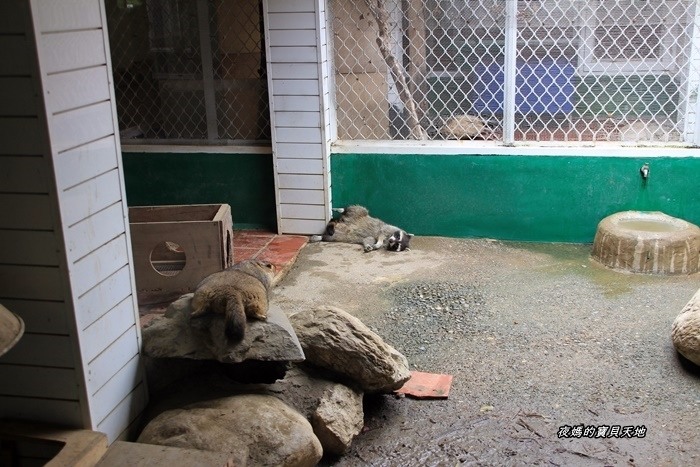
[96,441,243,467]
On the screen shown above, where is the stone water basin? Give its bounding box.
[591,211,700,274]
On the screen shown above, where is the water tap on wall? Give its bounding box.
[640,163,650,180]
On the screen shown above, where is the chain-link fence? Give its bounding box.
[333,0,700,143]
[106,0,270,143]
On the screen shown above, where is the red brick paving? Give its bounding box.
[255,235,309,268]
[233,230,308,280]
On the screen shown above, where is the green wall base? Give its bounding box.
[122,152,277,231]
[121,150,700,242]
[330,153,700,243]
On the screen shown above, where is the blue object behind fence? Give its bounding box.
[470,58,575,115]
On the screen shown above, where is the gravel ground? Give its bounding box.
[272,236,700,466]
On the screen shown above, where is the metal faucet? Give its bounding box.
[640,163,650,180]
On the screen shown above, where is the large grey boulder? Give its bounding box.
[137,394,323,467]
[289,306,411,392]
[142,294,304,364]
[672,288,700,365]
[270,366,364,456]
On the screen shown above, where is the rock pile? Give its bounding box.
[138,301,411,465]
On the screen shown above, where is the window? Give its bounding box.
[106,0,270,143]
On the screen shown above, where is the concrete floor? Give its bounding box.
[272,236,700,466]
[39,235,698,466]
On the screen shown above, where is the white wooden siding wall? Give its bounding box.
[265,0,333,234]
[0,0,147,443]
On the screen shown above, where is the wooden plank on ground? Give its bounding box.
[0,419,108,467]
[96,439,238,466]
[128,204,221,223]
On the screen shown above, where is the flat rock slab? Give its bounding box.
[142,294,304,364]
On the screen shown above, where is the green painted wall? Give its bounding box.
[122,152,277,230]
[122,150,699,242]
[330,153,700,243]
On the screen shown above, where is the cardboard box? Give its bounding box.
[129,204,234,305]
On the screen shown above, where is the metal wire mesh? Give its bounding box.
[106,0,270,143]
[332,0,700,143]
